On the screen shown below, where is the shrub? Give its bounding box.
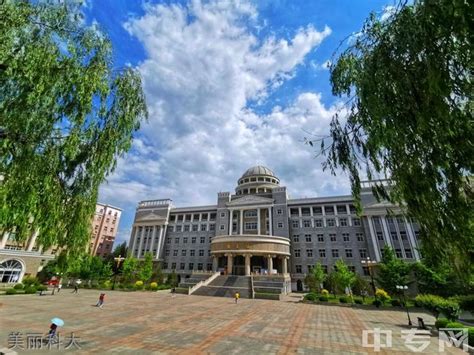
[135,280,144,290]
[319,296,329,302]
[157,284,171,290]
[373,299,382,308]
[126,284,134,290]
[37,285,47,291]
[13,284,23,290]
[354,298,363,305]
[22,276,39,287]
[469,328,474,347]
[435,318,449,329]
[321,289,329,296]
[6,288,17,295]
[436,299,461,321]
[375,289,390,304]
[445,322,465,329]
[24,286,37,294]
[339,296,349,303]
[150,282,158,288]
[391,299,403,307]
[454,295,474,313]
[304,293,317,302]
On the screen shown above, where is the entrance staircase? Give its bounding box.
[175,273,215,294]
[192,275,252,298]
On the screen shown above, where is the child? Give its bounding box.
[48,323,57,340]
[96,293,105,308]
[234,292,240,304]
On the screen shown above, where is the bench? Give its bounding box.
[417,317,426,329]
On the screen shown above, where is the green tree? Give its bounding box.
[0,1,147,253]
[333,260,356,299]
[311,0,473,271]
[167,270,178,288]
[376,246,412,294]
[324,272,340,297]
[312,262,327,292]
[122,256,138,283]
[352,273,371,297]
[138,252,153,282]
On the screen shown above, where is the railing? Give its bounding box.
[188,272,220,295]
[360,179,392,188]
[138,199,172,208]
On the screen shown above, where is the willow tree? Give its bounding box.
[0,1,147,253]
[312,0,473,271]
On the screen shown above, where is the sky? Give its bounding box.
[83,0,393,246]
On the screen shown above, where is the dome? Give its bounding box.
[241,165,276,178]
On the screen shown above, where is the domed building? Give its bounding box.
[128,166,422,296]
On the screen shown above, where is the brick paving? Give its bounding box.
[0,290,464,354]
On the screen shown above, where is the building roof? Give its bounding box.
[241,165,276,178]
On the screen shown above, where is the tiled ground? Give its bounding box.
[0,290,464,354]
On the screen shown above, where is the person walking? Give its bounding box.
[234,292,240,304]
[72,284,78,294]
[96,293,105,308]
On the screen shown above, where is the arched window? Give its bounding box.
[0,259,24,283]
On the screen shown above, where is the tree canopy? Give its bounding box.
[0,1,147,253]
[313,0,473,270]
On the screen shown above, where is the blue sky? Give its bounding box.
[85,0,393,246]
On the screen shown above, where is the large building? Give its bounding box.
[90,203,122,257]
[128,166,421,291]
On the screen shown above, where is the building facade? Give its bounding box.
[128,166,421,291]
[90,203,122,257]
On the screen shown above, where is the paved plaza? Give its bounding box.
[0,290,464,354]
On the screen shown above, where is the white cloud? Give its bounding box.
[99,0,350,242]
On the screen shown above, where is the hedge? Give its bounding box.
[304,293,317,302]
[415,294,461,321]
[13,284,23,290]
[435,318,449,329]
[255,293,281,300]
[6,289,17,295]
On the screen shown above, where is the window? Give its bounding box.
[220,225,225,231]
[376,232,384,241]
[317,234,324,242]
[277,222,284,228]
[184,225,190,232]
[210,213,216,221]
[339,218,348,227]
[400,231,407,240]
[169,215,176,222]
[171,262,176,270]
[332,249,339,258]
[210,224,215,231]
[343,233,350,242]
[312,206,323,215]
[319,249,326,258]
[349,205,357,214]
[188,263,194,270]
[390,231,397,241]
[303,220,311,228]
[192,224,198,231]
[277,209,282,215]
[307,265,314,273]
[110,228,114,233]
[292,220,299,228]
[180,263,185,270]
[359,249,367,258]
[356,233,364,242]
[349,266,356,273]
[163,262,168,269]
[177,215,183,222]
[244,210,257,217]
[207,263,212,271]
[295,265,302,273]
[395,249,403,258]
[175,238,180,244]
[104,226,108,231]
[405,249,413,258]
[191,237,196,244]
[173,250,178,256]
[220,212,226,218]
[245,222,258,230]
[301,207,311,216]
[337,205,347,214]
[325,206,334,215]
[345,249,353,258]
[363,266,370,276]
[201,213,208,221]
[183,237,188,244]
[293,235,300,243]
[330,234,336,242]
[199,249,204,256]
[201,224,207,231]
[305,234,312,242]
[327,218,335,227]
[290,208,299,216]
[190,250,195,256]
[176,225,182,232]
[197,263,203,271]
[200,237,205,243]
[353,218,361,226]
[185,214,192,221]
[294,249,301,257]
[165,250,170,256]
[181,250,186,256]
[166,238,171,244]
[315,219,323,228]
[169,226,174,232]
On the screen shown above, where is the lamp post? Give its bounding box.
[396,285,412,326]
[361,257,377,295]
[112,255,125,290]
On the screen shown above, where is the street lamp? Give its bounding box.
[396,285,412,326]
[112,255,125,290]
[361,257,377,295]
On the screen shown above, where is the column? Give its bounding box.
[240,209,244,235]
[405,217,421,260]
[268,207,273,236]
[137,227,144,258]
[282,256,288,275]
[367,216,381,261]
[229,210,232,236]
[27,229,39,251]
[244,254,251,276]
[380,216,394,248]
[0,232,9,249]
[257,208,261,235]
[267,255,273,274]
[226,254,233,275]
[155,226,164,260]
[130,227,137,255]
[212,255,218,272]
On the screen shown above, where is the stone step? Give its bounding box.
[193,286,250,299]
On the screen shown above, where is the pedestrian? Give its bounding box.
[96,293,105,308]
[47,322,57,340]
[171,286,176,298]
[234,292,240,304]
[72,284,78,294]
